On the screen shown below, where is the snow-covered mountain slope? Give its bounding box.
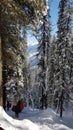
[28,43,39,66]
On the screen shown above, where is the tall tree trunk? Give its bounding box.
[0,36,3,106]
[60,90,64,118]
[41,87,45,109]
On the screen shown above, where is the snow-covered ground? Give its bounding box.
[0,106,73,130]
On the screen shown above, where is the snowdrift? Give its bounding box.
[0,106,39,130]
[0,106,73,130]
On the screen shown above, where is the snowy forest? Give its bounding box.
[0,0,73,129]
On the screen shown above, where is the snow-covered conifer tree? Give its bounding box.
[37,1,51,109]
[56,0,73,117]
[48,35,57,108]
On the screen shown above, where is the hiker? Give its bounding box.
[12,99,24,118]
[12,95,19,118]
[12,101,20,118]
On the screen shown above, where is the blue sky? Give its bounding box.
[27,0,60,45]
[50,0,60,35]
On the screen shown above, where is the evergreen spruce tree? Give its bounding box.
[37,1,51,109]
[68,0,73,109]
[56,0,72,117]
[48,35,57,107]
[0,37,3,106]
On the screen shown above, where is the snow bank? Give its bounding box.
[0,106,39,130]
[0,106,73,130]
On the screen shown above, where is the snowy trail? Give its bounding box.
[0,106,73,130]
[11,107,73,130]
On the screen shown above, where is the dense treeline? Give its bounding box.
[0,0,73,118]
[0,0,48,107]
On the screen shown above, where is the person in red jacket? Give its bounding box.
[12,99,24,118]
